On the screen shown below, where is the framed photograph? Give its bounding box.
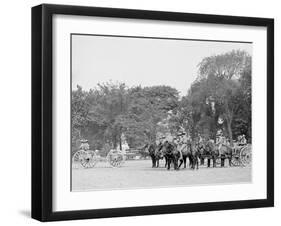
[32,4,274,221]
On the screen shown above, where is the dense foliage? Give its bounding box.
[72,50,252,153]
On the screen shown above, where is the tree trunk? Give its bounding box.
[119,127,122,150]
[119,138,122,150]
[226,119,233,146]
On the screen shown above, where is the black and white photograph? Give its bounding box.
[0,0,277,224]
[30,3,274,222]
[71,34,253,191]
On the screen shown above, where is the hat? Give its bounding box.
[177,132,186,136]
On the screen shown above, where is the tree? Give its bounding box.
[195,50,252,145]
[198,50,250,80]
[71,85,91,149]
[179,78,220,140]
[87,81,129,150]
[124,85,179,146]
[71,82,180,150]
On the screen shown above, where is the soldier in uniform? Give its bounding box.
[174,133,184,160]
[79,139,90,151]
[239,134,247,146]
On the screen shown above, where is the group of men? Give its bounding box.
[155,132,248,159]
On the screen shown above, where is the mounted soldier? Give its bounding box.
[239,134,247,146]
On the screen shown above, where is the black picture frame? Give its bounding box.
[32,4,274,222]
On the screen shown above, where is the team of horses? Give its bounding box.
[144,140,233,170]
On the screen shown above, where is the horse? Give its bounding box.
[161,141,181,170]
[204,140,219,167]
[197,142,206,165]
[178,141,192,169]
[218,144,233,167]
[154,143,165,167]
[146,143,157,168]
[143,143,164,168]
[188,142,200,170]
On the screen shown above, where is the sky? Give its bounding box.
[72,34,252,96]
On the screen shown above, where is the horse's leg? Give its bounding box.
[152,157,156,168]
[193,157,198,170]
[189,156,192,168]
[207,158,210,167]
[191,157,195,170]
[196,158,199,170]
[165,156,168,168]
[175,157,179,170]
[174,158,177,170]
[179,158,183,168]
[156,159,159,168]
[183,157,187,168]
[213,156,216,168]
[167,158,171,170]
[221,157,225,167]
[200,157,204,165]
[229,154,232,167]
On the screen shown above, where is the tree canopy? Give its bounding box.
[72,49,252,152]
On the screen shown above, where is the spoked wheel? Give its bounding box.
[72,150,85,168]
[215,158,221,166]
[79,150,98,168]
[106,150,126,168]
[240,145,252,166]
[72,150,84,162]
[231,155,241,166]
[231,148,242,166]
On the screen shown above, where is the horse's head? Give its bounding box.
[189,142,198,154]
[162,141,172,155]
[155,144,164,159]
[197,142,204,152]
[147,143,155,155]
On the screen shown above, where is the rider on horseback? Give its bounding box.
[176,132,187,160]
[234,134,247,154]
[238,134,247,146]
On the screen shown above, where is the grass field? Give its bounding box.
[72,159,251,191]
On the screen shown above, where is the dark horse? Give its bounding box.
[203,141,233,167]
[204,140,219,167]
[178,141,200,170]
[144,143,163,168]
[219,144,233,167]
[161,141,181,170]
[189,142,200,170]
[197,142,206,165]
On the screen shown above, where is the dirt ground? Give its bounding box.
[71,159,251,191]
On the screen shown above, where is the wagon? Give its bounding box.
[200,143,252,167]
[230,144,252,167]
[72,149,126,168]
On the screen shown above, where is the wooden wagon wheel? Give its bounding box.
[78,150,98,168]
[240,144,252,166]
[106,150,126,168]
[231,155,241,166]
[72,150,84,162]
[72,150,85,168]
[231,148,242,166]
[215,157,221,166]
